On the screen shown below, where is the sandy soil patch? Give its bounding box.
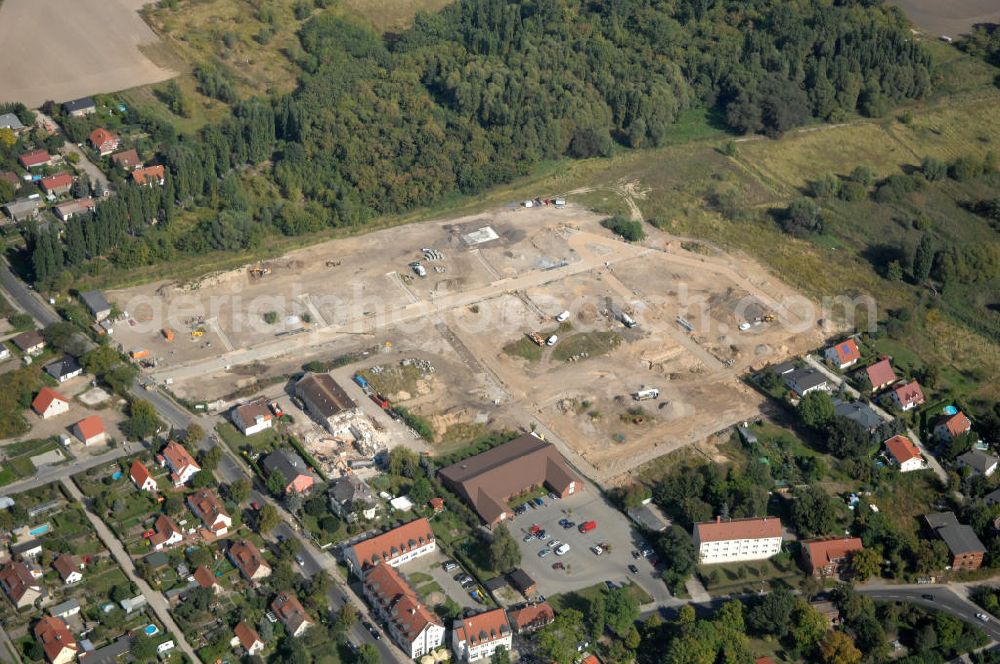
[888,0,1000,37]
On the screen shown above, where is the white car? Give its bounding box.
[546,335,558,346]
[555,311,570,323]
[548,540,562,549]
[555,543,570,556]
[977,612,990,623]
[591,545,603,556]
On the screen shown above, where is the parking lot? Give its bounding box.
[398,549,491,613]
[506,489,671,604]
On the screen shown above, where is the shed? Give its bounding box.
[80,290,112,320]
[508,568,536,596]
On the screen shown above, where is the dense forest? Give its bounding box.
[23,0,934,286]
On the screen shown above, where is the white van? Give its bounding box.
[555,310,570,323]
[546,335,558,346]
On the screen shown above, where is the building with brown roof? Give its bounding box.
[693,516,783,564]
[885,435,925,472]
[193,565,221,594]
[362,562,444,659]
[187,489,232,536]
[231,622,264,656]
[271,591,313,637]
[0,561,43,608]
[34,615,78,664]
[801,537,863,577]
[438,434,581,527]
[228,540,271,581]
[20,149,53,169]
[864,358,897,393]
[934,412,973,443]
[345,518,436,573]
[88,128,119,156]
[159,441,200,486]
[72,415,106,446]
[132,165,165,186]
[294,373,358,434]
[452,607,512,662]
[53,197,96,222]
[32,387,70,419]
[130,459,157,492]
[231,401,273,436]
[824,338,861,369]
[111,149,141,170]
[40,173,73,196]
[13,329,45,354]
[150,514,183,551]
[508,602,554,634]
[51,555,83,585]
[891,380,925,411]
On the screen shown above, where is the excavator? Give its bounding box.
[248,263,271,279]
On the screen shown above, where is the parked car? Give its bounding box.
[538,548,552,558]
[555,543,571,556]
[460,575,474,587]
[523,534,535,543]
[628,564,639,574]
[548,540,561,549]
[534,497,545,507]
[977,612,990,623]
[591,546,603,556]
[548,493,559,501]
[562,521,576,529]
[442,561,459,572]
[605,580,618,590]
[362,621,380,640]
[454,572,467,581]
[536,530,549,541]
[552,562,565,570]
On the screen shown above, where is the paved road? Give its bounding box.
[859,585,1000,641]
[0,446,129,496]
[61,478,202,664]
[0,258,58,326]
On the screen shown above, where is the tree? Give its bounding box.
[605,587,640,638]
[122,400,162,440]
[584,592,606,639]
[228,477,251,504]
[536,608,586,664]
[819,630,862,664]
[185,423,205,445]
[791,486,839,537]
[799,391,835,429]
[913,234,934,283]
[850,547,881,581]
[257,503,280,534]
[408,477,433,505]
[487,524,520,572]
[387,447,419,478]
[163,495,183,515]
[332,602,358,637]
[789,599,828,651]
[921,156,947,181]
[783,197,822,235]
[491,647,511,664]
[747,587,796,638]
[199,445,222,471]
[356,644,379,664]
[130,635,158,663]
[266,469,287,496]
[659,526,698,593]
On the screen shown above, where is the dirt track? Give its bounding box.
[0,0,174,106]
[888,0,1000,36]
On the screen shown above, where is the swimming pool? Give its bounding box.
[144,625,159,637]
[944,405,958,415]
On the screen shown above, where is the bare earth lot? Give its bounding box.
[0,0,174,106]
[889,0,1000,37]
[109,205,824,484]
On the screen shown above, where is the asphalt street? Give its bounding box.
[859,586,1000,641]
[0,258,58,326]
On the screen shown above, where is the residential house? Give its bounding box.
[231,622,264,656]
[508,569,536,597]
[801,537,864,578]
[88,128,120,156]
[111,149,141,171]
[129,460,157,492]
[52,555,83,584]
[863,358,897,393]
[228,540,271,581]
[261,450,313,494]
[345,518,436,574]
[2,198,41,222]
[0,561,43,608]
[508,602,554,634]
[159,441,201,486]
[784,367,828,397]
[120,595,147,614]
[32,387,70,419]
[0,112,25,133]
[78,636,130,664]
[294,372,358,434]
[693,516,783,564]
[53,198,96,222]
[884,435,925,472]
[231,401,273,436]
[328,474,377,522]
[12,329,45,355]
[40,173,73,197]
[150,514,183,551]
[824,338,861,369]
[935,412,973,444]
[362,563,444,659]
[957,450,999,478]
[80,291,112,321]
[891,380,925,411]
[769,360,796,375]
[925,512,986,571]
[834,400,884,434]
[45,356,83,383]
[34,615,78,664]
[132,165,165,186]
[62,97,96,117]
[48,598,81,619]
[20,149,53,169]
[192,566,221,594]
[452,608,512,662]
[430,497,445,513]
[271,592,313,637]
[186,489,232,537]
[11,540,43,560]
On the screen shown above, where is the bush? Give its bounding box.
[782,198,822,235]
[950,155,982,181]
[921,156,947,181]
[600,216,646,242]
[263,311,278,324]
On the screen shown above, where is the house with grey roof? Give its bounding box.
[957,450,999,478]
[80,290,111,320]
[924,512,986,571]
[0,113,25,133]
[784,367,828,397]
[62,97,96,117]
[2,197,41,223]
[329,474,377,522]
[48,598,81,618]
[261,449,314,494]
[834,400,884,433]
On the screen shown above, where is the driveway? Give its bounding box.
[508,490,672,604]
[399,549,486,612]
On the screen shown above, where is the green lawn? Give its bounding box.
[697,554,802,594]
[215,422,281,457]
[552,331,622,362]
[549,581,654,614]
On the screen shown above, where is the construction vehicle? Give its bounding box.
[162,328,174,341]
[326,260,341,267]
[633,388,660,401]
[248,263,271,279]
[620,312,638,328]
[130,348,150,360]
[528,332,545,346]
[191,328,205,338]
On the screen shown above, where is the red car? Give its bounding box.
[268,402,283,418]
[251,501,261,511]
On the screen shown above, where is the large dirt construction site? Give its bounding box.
[109,204,825,485]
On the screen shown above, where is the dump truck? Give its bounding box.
[528,333,546,346]
[353,374,369,390]
[162,328,174,341]
[130,348,150,360]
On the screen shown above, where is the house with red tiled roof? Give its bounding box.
[429,497,445,513]
[88,128,119,156]
[132,165,165,186]
[111,148,141,170]
[863,358,897,393]
[19,149,53,169]
[824,338,861,369]
[32,387,70,419]
[271,592,313,637]
[508,602,554,634]
[884,435,925,472]
[363,563,444,659]
[39,173,73,196]
[0,561,43,609]
[345,518,436,573]
[34,615,78,664]
[452,608,512,662]
[192,565,221,594]
[231,621,264,656]
[891,380,925,412]
[72,415,106,445]
[187,489,232,536]
[159,441,200,486]
[51,555,84,585]
[130,460,157,492]
[150,514,183,551]
[801,536,863,577]
[693,517,783,564]
[935,412,973,443]
[228,540,271,581]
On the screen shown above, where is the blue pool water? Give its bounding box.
[944,405,958,415]
[112,471,123,480]
[29,524,50,536]
[144,625,158,636]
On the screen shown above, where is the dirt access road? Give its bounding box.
[0,0,174,107]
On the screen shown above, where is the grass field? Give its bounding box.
[552,332,623,362]
[341,0,452,33]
